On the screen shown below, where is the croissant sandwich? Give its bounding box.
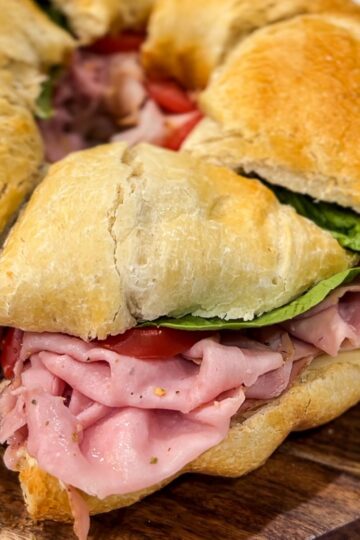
[182,13,360,253]
[0,0,73,239]
[0,143,359,539]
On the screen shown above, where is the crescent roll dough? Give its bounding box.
[142,0,360,88]
[53,0,155,43]
[0,0,74,238]
[0,143,350,339]
[16,351,360,522]
[183,15,360,212]
[0,0,74,69]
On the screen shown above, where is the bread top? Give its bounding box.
[0,0,74,68]
[142,0,360,88]
[0,142,350,339]
[183,14,360,212]
[0,69,44,238]
[0,1,74,239]
[53,0,154,43]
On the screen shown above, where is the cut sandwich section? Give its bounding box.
[183,14,360,213]
[0,0,74,239]
[36,33,200,162]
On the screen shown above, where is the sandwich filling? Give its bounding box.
[1,284,360,539]
[37,33,201,162]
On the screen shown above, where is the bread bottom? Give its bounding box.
[17,350,360,522]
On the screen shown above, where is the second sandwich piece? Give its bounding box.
[184,14,360,250]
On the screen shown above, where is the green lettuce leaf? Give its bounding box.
[35,67,62,120]
[140,267,360,330]
[35,77,54,120]
[270,184,360,252]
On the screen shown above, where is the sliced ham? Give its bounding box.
[24,388,244,499]
[111,99,166,146]
[67,486,90,540]
[284,284,360,355]
[38,49,200,162]
[0,332,302,500]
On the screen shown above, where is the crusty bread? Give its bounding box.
[0,142,350,339]
[0,71,44,237]
[0,0,74,69]
[17,350,360,522]
[184,14,360,212]
[53,0,154,43]
[0,1,74,239]
[142,0,360,88]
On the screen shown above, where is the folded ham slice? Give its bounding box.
[284,284,360,355]
[0,331,315,500]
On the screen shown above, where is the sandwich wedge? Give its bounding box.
[183,13,360,251]
[0,0,73,239]
[0,143,359,540]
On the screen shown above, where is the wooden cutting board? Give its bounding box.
[1,405,359,540]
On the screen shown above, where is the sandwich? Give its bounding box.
[142,0,360,89]
[0,142,359,539]
[0,0,73,238]
[182,13,360,251]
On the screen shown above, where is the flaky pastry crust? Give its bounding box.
[0,143,350,339]
[0,0,74,238]
[184,14,360,212]
[17,351,360,522]
[142,0,360,88]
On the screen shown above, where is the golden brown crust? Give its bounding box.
[0,75,44,237]
[0,0,74,68]
[184,14,360,212]
[0,1,74,239]
[17,351,360,521]
[0,143,350,339]
[53,0,154,43]
[142,0,360,88]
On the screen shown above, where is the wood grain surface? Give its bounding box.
[1,405,359,540]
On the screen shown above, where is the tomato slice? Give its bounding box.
[163,111,203,151]
[147,80,196,114]
[0,328,23,379]
[97,327,213,359]
[86,33,145,55]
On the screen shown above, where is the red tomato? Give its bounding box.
[163,111,203,151]
[97,327,213,359]
[1,328,23,379]
[86,33,145,55]
[147,81,196,114]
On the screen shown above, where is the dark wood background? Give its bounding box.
[1,404,359,540]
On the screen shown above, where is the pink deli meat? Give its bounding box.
[283,284,360,355]
[38,50,199,161]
